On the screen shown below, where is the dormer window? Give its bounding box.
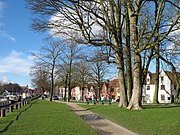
[147,78,150,83]
[161,76,164,82]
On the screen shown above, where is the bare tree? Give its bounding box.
[89,61,109,99]
[30,66,51,93]
[56,41,86,101]
[32,39,63,101]
[26,0,180,109]
[73,61,91,100]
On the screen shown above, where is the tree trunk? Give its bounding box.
[127,4,143,109]
[50,73,54,101]
[127,53,143,110]
[81,87,84,101]
[64,74,68,101]
[115,53,128,107]
[153,1,159,104]
[124,0,133,102]
[68,71,71,102]
[68,48,73,102]
[50,62,55,102]
[117,67,128,107]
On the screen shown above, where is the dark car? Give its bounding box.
[52,95,59,100]
[41,94,48,99]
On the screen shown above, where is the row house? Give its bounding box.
[143,70,179,103]
[55,85,96,101]
[101,79,120,102]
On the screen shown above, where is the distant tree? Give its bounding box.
[73,61,91,100]
[89,61,109,99]
[32,39,63,101]
[3,83,22,93]
[54,41,86,101]
[30,66,51,93]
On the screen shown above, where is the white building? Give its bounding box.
[71,87,81,101]
[143,70,179,103]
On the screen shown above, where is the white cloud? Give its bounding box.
[0,50,34,75]
[0,75,9,83]
[49,11,104,41]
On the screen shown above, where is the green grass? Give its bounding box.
[80,103,180,135]
[0,100,97,135]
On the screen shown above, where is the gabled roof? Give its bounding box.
[109,79,119,88]
[146,70,180,85]
[164,71,180,84]
[149,73,157,84]
[102,79,119,89]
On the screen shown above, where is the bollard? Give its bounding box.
[14,103,18,109]
[0,109,6,118]
[18,102,21,108]
[6,109,9,114]
[24,100,27,105]
[9,105,13,112]
[21,101,24,106]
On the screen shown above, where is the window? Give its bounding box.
[161,85,165,90]
[147,78,150,83]
[167,97,171,100]
[161,95,165,100]
[161,76,164,82]
[147,85,150,90]
[174,85,177,90]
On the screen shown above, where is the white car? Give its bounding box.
[6,94,19,102]
[0,95,10,106]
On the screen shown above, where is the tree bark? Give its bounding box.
[124,0,133,102]
[127,53,143,110]
[117,67,128,107]
[127,0,143,109]
[153,1,160,104]
[115,52,128,107]
[64,74,68,101]
[50,61,55,102]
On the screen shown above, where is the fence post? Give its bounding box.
[14,103,18,109]
[9,105,12,112]
[18,102,21,108]
[0,109,6,118]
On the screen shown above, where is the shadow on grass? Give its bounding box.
[143,103,180,109]
[86,107,100,111]
[0,102,34,133]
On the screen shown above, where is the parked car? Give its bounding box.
[6,94,19,102]
[0,95,7,101]
[0,95,10,107]
[52,95,59,100]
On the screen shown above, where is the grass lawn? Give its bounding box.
[0,100,97,135]
[80,103,180,135]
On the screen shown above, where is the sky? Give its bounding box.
[0,0,118,88]
[0,1,178,88]
[0,0,47,87]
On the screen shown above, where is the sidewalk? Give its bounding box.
[61,101,138,135]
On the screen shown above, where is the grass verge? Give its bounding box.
[0,100,97,135]
[80,103,180,135]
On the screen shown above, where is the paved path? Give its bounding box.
[60,101,138,135]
